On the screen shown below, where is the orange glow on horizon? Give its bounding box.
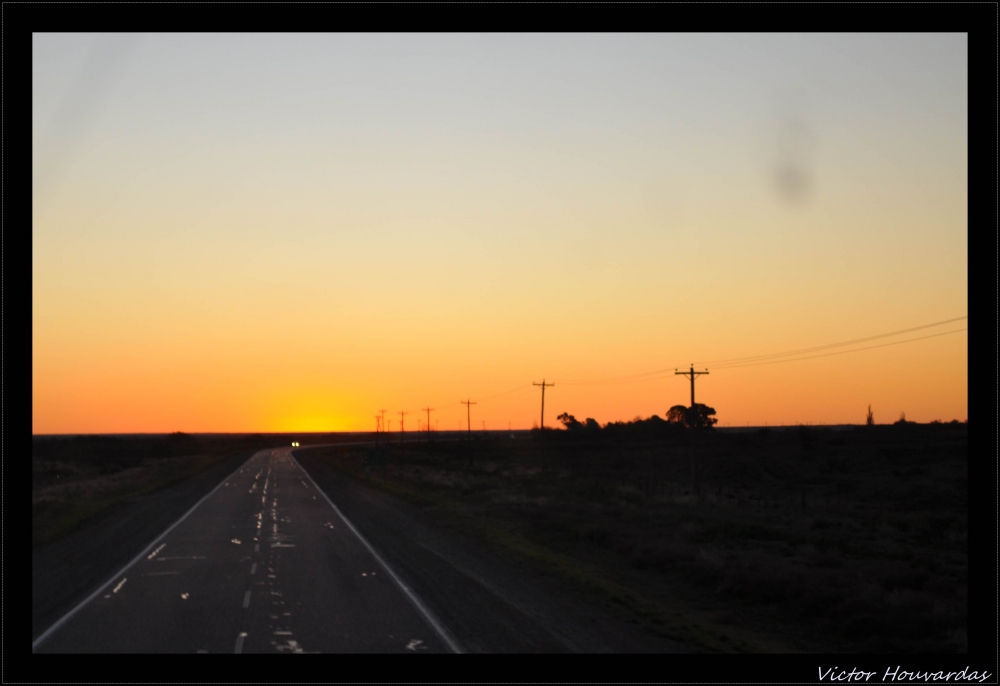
[32,34,967,434]
[32,326,967,434]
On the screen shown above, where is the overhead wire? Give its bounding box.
[561,315,967,386]
[385,384,533,428]
[695,315,967,367]
[710,328,967,370]
[378,316,967,419]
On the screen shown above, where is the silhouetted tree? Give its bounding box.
[894,412,908,426]
[666,404,717,428]
[866,405,874,426]
[584,418,601,431]
[687,403,718,428]
[666,405,689,425]
[557,412,583,430]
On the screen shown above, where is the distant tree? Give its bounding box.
[666,405,689,425]
[666,404,717,428]
[584,418,601,431]
[865,405,874,426]
[687,404,718,429]
[894,412,908,426]
[557,412,582,430]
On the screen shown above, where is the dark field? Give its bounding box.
[31,431,386,547]
[301,423,968,652]
[32,433,284,546]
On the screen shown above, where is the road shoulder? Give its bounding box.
[295,449,685,653]
[32,450,255,640]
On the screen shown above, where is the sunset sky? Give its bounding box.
[32,33,967,434]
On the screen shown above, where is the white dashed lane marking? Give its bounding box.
[243,591,251,609]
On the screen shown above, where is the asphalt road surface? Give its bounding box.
[32,448,458,654]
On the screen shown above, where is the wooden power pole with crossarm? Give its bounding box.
[675,364,708,501]
[675,365,709,407]
[533,380,554,429]
[461,400,476,437]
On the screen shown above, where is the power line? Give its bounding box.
[697,316,968,367]
[413,385,532,432]
[365,317,965,427]
[561,315,967,386]
[477,383,533,401]
[710,327,967,370]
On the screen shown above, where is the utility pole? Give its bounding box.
[675,365,709,407]
[461,400,476,437]
[379,409,387,436]
[422,407,434,433]
[533,380,554,429]
[398,410,407,433]
[675,365,708,502]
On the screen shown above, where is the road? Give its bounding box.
[32,447,458,654]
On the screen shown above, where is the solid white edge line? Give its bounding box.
[289,450,463,654]
[31,450,264,651]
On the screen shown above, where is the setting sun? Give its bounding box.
[33,34,966,433]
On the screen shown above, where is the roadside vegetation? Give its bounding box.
[303,420,967,653]
[31,433,286,546]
